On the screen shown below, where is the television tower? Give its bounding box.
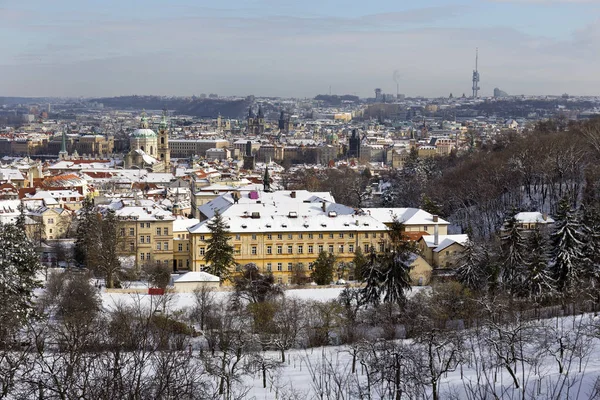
[472,48,480,98]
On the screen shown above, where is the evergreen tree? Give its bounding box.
[233,263,282,304]
[352,247,368,281]
[15,201,25,230]
[98,209,122,288]
[500,215,527,293]
[523,229,554,298]
[74,197,100,269]
[204,210,235,281]
[581,203,600,284]
[455,236,488,291]
[311,251,336,285]
[550,198,589,294]
[420,194,442,217]
[0,223,40,343]
[361,249,413,307]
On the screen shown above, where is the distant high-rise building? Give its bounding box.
[375,88,383,102]
[493,88,508,98]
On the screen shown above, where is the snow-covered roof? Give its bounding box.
[363,208,450,226]
[145,173,176,184]
[173,217,200,233]
[189,191,387,234]
[27,190,82,200]
[515,212,555,224]
[0,168,25,181]
[174,271,220,283]
[105,200,175,222]
[197,190,342,221]
[420,234,469,252]
[134,149,159,165]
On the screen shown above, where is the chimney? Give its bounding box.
[432,215,438,223]
[321,201,326,212]
[290,191,296,198]
[434,223,439,246]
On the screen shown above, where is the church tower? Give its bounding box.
[246,107,255,135]
[256,106,265,134]
[58,126,68,160]
[158,109,171,170]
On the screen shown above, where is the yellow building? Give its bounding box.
[417,234,468,269]
[173,217,199,271]
[109,200,176,269]
[188,190,389,284]
[362,208,449,236]
[408,254,433,286]
[28,206,73,241]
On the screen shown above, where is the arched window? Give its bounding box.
[140,146,145,152]
[160,153,164,160]
[161,137,165,145]
[150,146,153,155]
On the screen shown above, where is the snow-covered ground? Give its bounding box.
[242,314,600,399]
[100,285,430,310]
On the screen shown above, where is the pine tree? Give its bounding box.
[311,251,336,285]
[15,201,25,230]
[74,197,100,269]
[361,249,412,307]
[204,210,235,281]
[550,198,589,294]
[98,209,122,288]
[581,203,600,285]
[500,215,527,293]
[523,229,554,298]
[352,247,368,281]
[455,236,487,291]
[0,222,40,343]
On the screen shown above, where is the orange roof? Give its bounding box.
[404,231,429,241]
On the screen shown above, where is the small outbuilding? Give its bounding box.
[172,271,220,292]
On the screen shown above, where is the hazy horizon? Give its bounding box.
[1,0,599,98]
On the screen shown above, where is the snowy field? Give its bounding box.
[242,314,600,400]
[100,285,430,310]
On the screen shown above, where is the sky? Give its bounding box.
[1,0,600,98]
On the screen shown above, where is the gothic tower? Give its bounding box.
[246,107,255,135]
[158,109,171,169]
[256,106,265,134]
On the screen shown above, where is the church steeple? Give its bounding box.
[263,165,271,192]
[58,126,68,160]
[158,109,171,171]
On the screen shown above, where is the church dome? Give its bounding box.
[327,132,339,144]
[131,128,157,139]
[131,112,157,138]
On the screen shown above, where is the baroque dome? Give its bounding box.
[131,128,157,139]
[131,112,157,138]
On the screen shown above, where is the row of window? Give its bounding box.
[140,252,170,265]
[199,243,379,256]
[260,243,359,255]
[176,243,189,252]
[199,232,384,241]
[122,227,170,236]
